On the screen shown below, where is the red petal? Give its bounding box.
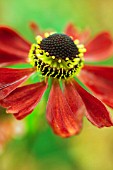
[65,23,79,39]
[0,81,47,119]
[29,22,41,36]
[0,68,34,100]
[79,65,113,108]
[64,81,85,130]
[85,32,113,61]
[0,50,27,67]
[29,22,53,38]
[46,80,83,138]
[65,23,90,43]
[72,80,113,127]
[0,26,31,65]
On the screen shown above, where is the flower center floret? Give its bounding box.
[29,32,86,79]
[40,34,79,60]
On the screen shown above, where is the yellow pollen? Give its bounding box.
[37,45,40,48]
[65,57,69,60]
[77,44,84,48]
[74,39,79,45]
[52,56,55,59]
[58,59,62,63]
[44,32,50,38]
[79,48,87,53]
[50,32,56,35]
[70,36,73,39]
[36,35,42,41]
[78,53,84,57]
[46,52,49,55]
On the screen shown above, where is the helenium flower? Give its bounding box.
[0,22,113,137]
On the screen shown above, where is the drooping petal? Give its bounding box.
[0,81,47,120]
[0,26,31,65]
[79,65,113,108]
[85,32,113,61]
[72,79,113,127]
[0,68,34,100]
[46,80,83,138]
[64,81,85,130]
[65,23,90,43]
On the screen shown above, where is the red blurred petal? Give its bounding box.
[29,22,41,36]
[65,23,79,39]
[46,80,83,138]
[0,68,34,100]
[29,22,53,38]
[0,119,14,146]
[0,81,47,119]
[65,23,90,43]
[85,32,113,61]
[72,80,113,127]
[79,65,113,108]
[0,26,31,65]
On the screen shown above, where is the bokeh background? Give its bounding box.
[0,0,113,170]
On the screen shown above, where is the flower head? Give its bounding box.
[29,33,85,79]
[0,22,113,137]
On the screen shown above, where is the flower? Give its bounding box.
[0,22,113,138]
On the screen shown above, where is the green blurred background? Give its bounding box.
[0,0,113,170]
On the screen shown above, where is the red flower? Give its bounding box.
[0,22,113,138]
